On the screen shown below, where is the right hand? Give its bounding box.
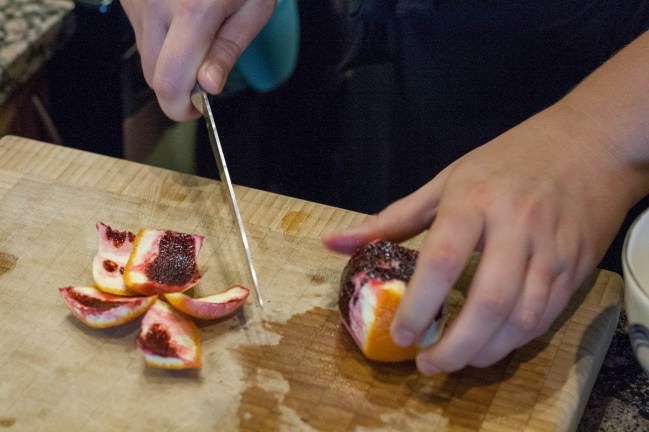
[323,101,645,374]
[121,0,276,121]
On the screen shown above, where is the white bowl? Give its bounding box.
[622,207,649,376]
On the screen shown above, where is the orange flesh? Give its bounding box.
[363,286,418,362]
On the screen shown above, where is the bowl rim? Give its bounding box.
[623,206,649,298]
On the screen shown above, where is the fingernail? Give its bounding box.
[392,329,415,347]
[416,358,440,375]
[321,232,364,254]
[205,65,225,93]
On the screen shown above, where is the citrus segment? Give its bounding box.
[164,284,249,320]
[92,222,136,296]
[124,228,204,295]
[137,299,201,369]
[339,240,448,363]
[59,286,156,328]
[362,280,418,362]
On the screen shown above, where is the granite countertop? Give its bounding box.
[580,311,649,431]
[0,0,74,106]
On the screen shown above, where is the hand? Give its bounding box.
[121,0,276,121]
[323,104,640,374]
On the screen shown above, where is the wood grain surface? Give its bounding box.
[0,136,622,431]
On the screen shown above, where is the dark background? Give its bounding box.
[45,0,649,273]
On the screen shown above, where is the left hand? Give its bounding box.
[323,104,639,374]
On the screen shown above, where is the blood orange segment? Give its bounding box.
[339,240,448,363]
[92,222,136,296]
[350,279,418,362]
[137,299,201,369]
[124,228,204,295]
[164,285,250,320]
[58,286,156,328]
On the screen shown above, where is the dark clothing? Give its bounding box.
[350,0,649,197]
[353,1,649,272]
[200,0,649,272]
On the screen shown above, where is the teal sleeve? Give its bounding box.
[233,0,300,93]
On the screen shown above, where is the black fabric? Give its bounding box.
[48,2,134,158]
[344,0,649,272]
[340,0,396,68]
[196,2,350,207]
[198,1,649,272]
[382,0,649,197]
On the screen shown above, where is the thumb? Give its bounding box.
[198,0,276,94]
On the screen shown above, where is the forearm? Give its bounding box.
[557,29,649,202]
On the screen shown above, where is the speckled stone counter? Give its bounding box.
[0,0,74,105]
[580,311,649,431]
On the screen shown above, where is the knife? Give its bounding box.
[191,85,263,308]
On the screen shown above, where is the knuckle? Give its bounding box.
[151,77,194,121]
[552,252,575,277]
[534,258,555,282]
[516,201,543,227]
[476,288,511,318]
[509,306,544,334]
[420,245,464,278]
[152,75,183,104]
[511,195,554,231]
[214,36,243,64]
[177,0,209,16]
[465,182,491,202]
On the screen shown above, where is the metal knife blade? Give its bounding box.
[191,85,263,308]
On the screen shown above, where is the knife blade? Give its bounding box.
[191,85,263,308]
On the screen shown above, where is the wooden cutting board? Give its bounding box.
[0,136,622,431]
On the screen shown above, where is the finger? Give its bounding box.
[198,0,277,94]
[532,223,587,338]
[138,13,169,88]
[321,179,443,255]
[120,1,142,29]
[390,204,484,349]
[120,2,169,88]
[532,269,576,339]
[415,225,528,374]
[468,253,553,367]
[323,162,461,254]
[153,2,241,120]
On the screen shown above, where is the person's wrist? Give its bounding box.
[542,102,649,206]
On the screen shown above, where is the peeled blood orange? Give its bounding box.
[137,299,201,369]
[124,228,204,295]
[339,240,448,362]
[164,284,250,320]
[59,286,156,328]
[92,222,136,296]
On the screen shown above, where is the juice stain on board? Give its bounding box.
[0,417,16,428]
[0,252,17,276]
[280,211,308,234]
[236,307,511,431]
